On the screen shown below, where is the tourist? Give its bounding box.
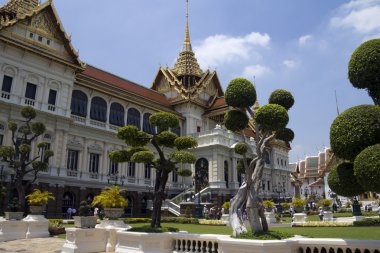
[67,207,73,219]
[318,208,324,221]
[210,206,215,219]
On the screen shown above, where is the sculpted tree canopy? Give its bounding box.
[328,162,364,197]
[348,39,380,105]
[330,105,380,161]
[224,78,294,235]
[354,144,380,193]
[0,106,53,211]
[110,111,197,228]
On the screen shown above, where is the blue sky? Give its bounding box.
[6,0,379,162]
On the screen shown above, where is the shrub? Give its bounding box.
[129,225,179,233]
[293,221,352,227]
[354,144,380,192]
[328,163,364,197]
[161,217,199,224]
[119,218,150,223]
[353,218,380,227]
[292,197,306,208]
[262,200,276,208]
[224,110,249,132]
[317,199,333,210]
[225,78,257,108]
[234,142,248,155]
[254,104,289,131]
[268,89,294,110]
[348,39,380,103]
[330,105,380,161]
[222,201,230,210]
[92,185,128,208]
[198,219,227,226]
[275,128,294,142]
[281,203,290,209]
[149,112,179,132]
[26,189,55,206]
[78,201,92,216]
[234,230,293,240]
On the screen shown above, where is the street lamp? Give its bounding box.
[304,186,309,198]
[193,173,203,219]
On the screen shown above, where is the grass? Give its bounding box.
[129,223,380,240]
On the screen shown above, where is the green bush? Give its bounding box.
[119,218,150,223]
[354,144,380,192]
[328,162,364,197]
[149,112,179,132]
[234,230,293,240]
[254,104,289,131]
[174,136,198,150]
[330,105,380,161]
[224,110,249,132]
[348,39,380,103]
[353,218,380,227]
[129,225,179,233]
[48,219,63,224]
[268,89,294,110]
[161,217,199,224]
[225,78,257,108]
[234,142,248,155]
[275,128,294,142]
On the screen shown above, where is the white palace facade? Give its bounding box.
[0,0,291,217]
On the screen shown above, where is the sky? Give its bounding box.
[4,0,378,163]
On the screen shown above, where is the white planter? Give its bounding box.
[23,215,49,239]
[74,216,97,228]
[29,205,45,215]
[104,208,124,220]
[61,228,107,253]
[115,231,173,253]
[4,212,24,220]
[96,220,131,252]
[0,220,28,242]
[323,211,334,221]
[221,214,230,226]
[265,211,277,224]
[292,213,307,225]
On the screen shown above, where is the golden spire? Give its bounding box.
[0,0,38,20]
[173,0,202,77]
[183,0,192,51]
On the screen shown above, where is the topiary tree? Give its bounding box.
[330,105,380,161]
[348,39,380,105]
[224,77,294,235]
[110,111,197,228]
[353,144,380,193]
[0,106,54,211]
[328,163,364,197]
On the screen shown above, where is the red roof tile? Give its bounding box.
[82,65,171,107]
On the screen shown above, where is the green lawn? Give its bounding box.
[129,223,380,240]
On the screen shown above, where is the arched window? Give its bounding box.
[71,90,88,117]
[263,151,270,164]
[90,97,107,122]
[62,191,75,214]
[109,102,125,126]
[127,108,141,129]
[143,113,155,134]
[224,160,229,189]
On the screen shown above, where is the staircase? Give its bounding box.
[163,187,212,216]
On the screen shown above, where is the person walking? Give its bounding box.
[318,207,324,221]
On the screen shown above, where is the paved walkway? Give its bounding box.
[0,237,65,253]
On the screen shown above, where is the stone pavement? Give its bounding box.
[0,237,65,253]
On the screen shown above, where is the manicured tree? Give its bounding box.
[0,106,54,211]
[110,111,197,228]
[348,39,380,105]
[224,78,294,234]
[329,105,380,197]
[328,163,364,197]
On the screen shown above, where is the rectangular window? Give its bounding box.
[38,36,43,42]
[197,126,201,133]
[262,183,265,191]
[29,32,34,38]
[109,160,118,175]
[40,143,51,163]
[25,83,37,100]
[0,134,3,146]
[48,89,57,105]
[89,153,99,174]
[172,171,178,183]
[267,181,270,191]
[67,150,78,171]
[144,164,151,179]
[2,75,13,93]
[128,162,135,177]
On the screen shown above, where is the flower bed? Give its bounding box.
[198,219,227,226]
[293,221,352,227]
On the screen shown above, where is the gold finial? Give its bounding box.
[183,0,192,51]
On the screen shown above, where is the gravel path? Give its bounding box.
[0,237,65,253]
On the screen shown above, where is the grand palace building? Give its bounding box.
[0,0,291,217]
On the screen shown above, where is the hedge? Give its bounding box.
[353,218,380,227]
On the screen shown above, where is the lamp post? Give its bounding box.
[193,173,203,218]
[304,186,309,211]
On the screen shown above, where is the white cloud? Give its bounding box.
[298,35,312,46]
[194,32,270,69]
[283,60,298,69]
[330,0,380,35]
[241,64,271,78]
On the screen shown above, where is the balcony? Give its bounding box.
[190,128,255,149]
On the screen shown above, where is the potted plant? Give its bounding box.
[4,197,23,220]
[262,200,276,212]
[222,201,230,214]
[92,185,128,220]
[26,189,55,214]
[48,220,66,235]
[74,201,97,228]
[317,199,333,211]
[291,196,306,213]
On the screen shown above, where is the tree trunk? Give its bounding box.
[229,182,248,236]
[15,179,26,212]
[150,191,163,228]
